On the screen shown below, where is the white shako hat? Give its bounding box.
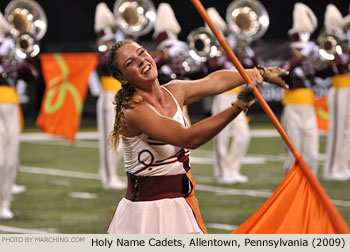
[288,2,317,49]
[0,12,10,43]
[206,7,227,33]
[153,3,181,50]
[324,4,344,30]
[94,2,115,44]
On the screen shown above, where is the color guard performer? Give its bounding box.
[105,39,287,233]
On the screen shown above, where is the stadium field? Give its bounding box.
[0,127,349,234]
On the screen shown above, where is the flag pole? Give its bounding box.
[190,0,302,162]
[190,0,350,232]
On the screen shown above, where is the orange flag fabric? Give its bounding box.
[37,53,98,142]
[314,96,329,132]
[233,159,350,234]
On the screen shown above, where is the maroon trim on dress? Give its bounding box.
[183,115,189,128]
[148,142,167,145]
[134,148,190,175]
[135,150,155,174]
[156,149,190,163]
[148,136,167,145]
[125,173,190,201]
[174,149,190,171]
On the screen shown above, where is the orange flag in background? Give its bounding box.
[233,159,350,234]
[37,53,98,142]
[314,96,329,132]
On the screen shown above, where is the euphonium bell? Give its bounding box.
[187,27,218,62]
[15,32,40,58]
[113,0,156,37]
[317,28,345,61]
[226,0,269,42]
[5,0,47,58]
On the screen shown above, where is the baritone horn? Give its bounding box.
[226,0,269,42]
[317,28,344,61]
[5,0,47,59]
[114,0,156,37]
[187,27,218,62]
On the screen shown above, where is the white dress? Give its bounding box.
[107,87,203,234]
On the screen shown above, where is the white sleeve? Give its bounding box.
[168,41,186,58]
[301,41,316,57]
[0,38,15,55]
[88,70,102,97]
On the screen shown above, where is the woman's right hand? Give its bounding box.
[246,67,264,84]
[257,65,289,89]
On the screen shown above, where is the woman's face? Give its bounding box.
[115,42,158,89]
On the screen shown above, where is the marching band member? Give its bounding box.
[207,7,256,184]
[152,2,187,83]
[322,4,350,181]
[152,2,201,124]
[0,12,39,219]
[94,2,126,189]
[280,3,319,175]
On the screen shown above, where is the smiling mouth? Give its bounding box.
[142,64,151,74]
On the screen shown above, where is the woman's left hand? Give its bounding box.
[233,80,259,112]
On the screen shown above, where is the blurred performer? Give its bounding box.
[153,3,189,82]
[152,3,204,123]
[207,7,260,184]
[94,3,125,189]
[0,12,39,219]
[321,4,350,180]
[280,3,319,175]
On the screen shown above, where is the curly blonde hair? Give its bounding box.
[107,40,143,149]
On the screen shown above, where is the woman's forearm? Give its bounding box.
[208,70,246,93]
[183,105,242,149]
[183,68,261,104]
[208,68,260,93]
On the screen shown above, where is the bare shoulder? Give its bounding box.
[123,101,155,120]
[163,80,188,105]
[122,102,157,136]
[163,80,181,91]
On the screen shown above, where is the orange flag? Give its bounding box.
[314,96,329,132]
[188,0,348,235]
[37,53,98,142]
[233,158,350,234]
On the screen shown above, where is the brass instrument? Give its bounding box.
[113,0,156,37]
[225,0,269,43]
[317,27,345,61]
[5,0,47,59]
[187,27,219,62]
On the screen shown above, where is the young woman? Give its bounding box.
[106,39,286,234]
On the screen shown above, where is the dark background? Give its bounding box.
[0,0,348,124]
[1,0,349,52]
